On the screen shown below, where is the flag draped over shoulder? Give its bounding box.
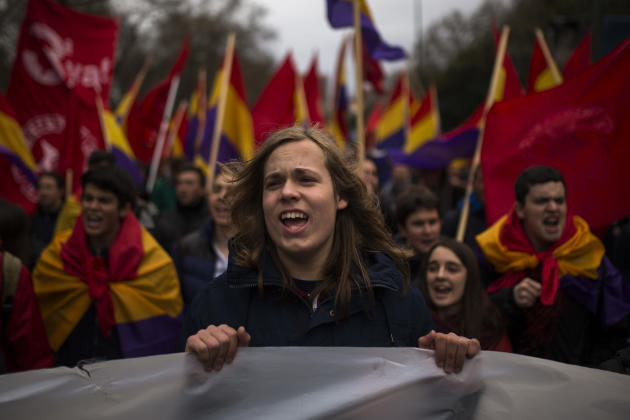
[126,37,189,164]
[563,31,591,80]
[374,74,416,150]
[7,0,118,191]
[252,53,304,144]
[303,56,325,126]
[327,0,405,61]
[527,37,560,93]
[329,37,350,148]
[195,52,254,171]
[0,92,38,212]
[33,212,183,357]
[481,36,630,229]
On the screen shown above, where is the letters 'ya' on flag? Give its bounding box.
[492,22,524,101]
[563,31,592,80]
[404,86,440,154]
[0,92,38,212]
[327,0,406,61]
[527,36,561,93]
[328,37,350,148]
[252,53,306,145]
[481,36,630,230]
[195,52,254,173]
[7,0,118,190]
[126,37,189,164]
[374,74,418,150]
[303,55,325,126]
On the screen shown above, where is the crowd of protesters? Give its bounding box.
[1,125,629,376]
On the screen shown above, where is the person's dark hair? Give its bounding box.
[0,198,29,263]
[418,238,504,350]
[228,125,410,315]
[81,166,136,210]
[514,165,566,205]
[394,185,440,227]
[175,164,206,188]
[38,171,64,190]
[87,150,116,169]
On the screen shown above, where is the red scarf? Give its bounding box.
[487,209,576,305]
[59,212,143,337]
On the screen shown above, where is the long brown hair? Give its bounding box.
[228,125,409,314]
[418,238,505,349]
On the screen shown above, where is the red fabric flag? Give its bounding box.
[126,37,189,163]
[7,0,118,191]
[361,38,385,94]
[303,56,325,126]
[527,38,550,92]
[492,22,524,100]
[563,31,592,80]
[482,36,630,230]
[252,53,299,144]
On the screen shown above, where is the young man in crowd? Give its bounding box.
[153,164,209,254]
[395,186,443,282]
[476,165,630,368]
[172,167,235,310]
[29,171,64,269]
[33,167,183,367]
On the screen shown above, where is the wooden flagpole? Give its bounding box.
[193,69,207,156]
[118,54,152,123]
[164,100,188,159]
[456,25,511,242]
[94,93,111,152]
[207,32,236,192]
[535,28,563,85]
[353,0,365,169]
[295,69,311,125]
[146,75,181,194]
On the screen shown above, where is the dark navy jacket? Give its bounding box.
[182,249,434,348]
[172,219,218,309]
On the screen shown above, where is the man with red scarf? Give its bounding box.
[476,165,630,368]
[33,166,183,367]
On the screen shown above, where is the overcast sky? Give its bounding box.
[253,0,485,77]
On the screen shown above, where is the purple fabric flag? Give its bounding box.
[327,0,406,61]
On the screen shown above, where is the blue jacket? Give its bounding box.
[182,249,434,348]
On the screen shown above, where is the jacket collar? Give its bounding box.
[225,246,403,293]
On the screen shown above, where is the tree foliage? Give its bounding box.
[414,0,630,131]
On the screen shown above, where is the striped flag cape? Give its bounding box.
[33,212,183,357]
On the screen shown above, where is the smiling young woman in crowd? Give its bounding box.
[418,238,511,351]
[183,125,481,374]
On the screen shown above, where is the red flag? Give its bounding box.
[492,21,524,100]
[252,53,301,144]
[563,31,591,80]
[303,55,325,126]
[126,37,189,163]
[361,38,385,94]
[482,36,630,230]
[7,0,118,190]
[527,38,560,93]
